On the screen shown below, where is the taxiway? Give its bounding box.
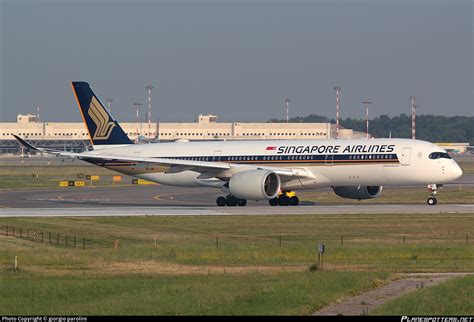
[0,185,472,217]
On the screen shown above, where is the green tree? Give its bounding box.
[269,114,474,144]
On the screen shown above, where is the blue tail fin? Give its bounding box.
[71,82,132,147]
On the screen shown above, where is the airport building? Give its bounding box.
[0,113,367,154]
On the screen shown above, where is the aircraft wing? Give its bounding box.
[14,135,231,170]
[13,135,305,178]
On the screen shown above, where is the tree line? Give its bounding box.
[269,114,474,144]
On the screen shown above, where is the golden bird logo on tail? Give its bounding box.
[88,96,116,140]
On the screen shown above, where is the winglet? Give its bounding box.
[13,135,41,151]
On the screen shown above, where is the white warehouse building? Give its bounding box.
[0,114,366,154]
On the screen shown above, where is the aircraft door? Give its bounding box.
[401,147,411,166]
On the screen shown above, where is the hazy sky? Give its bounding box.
[1,0,472,123]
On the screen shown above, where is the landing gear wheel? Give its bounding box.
[426,184,438,206]
[269,198,278,206]
[226,196,238,207]
[278,196,290,206]
[216,196,226,207]
[238,199,247,207]
[290,196,299,206]
[269,191,300,206]
[427,197,438,206]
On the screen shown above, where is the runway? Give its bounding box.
[0,185,472,217]
[1,204,473,217]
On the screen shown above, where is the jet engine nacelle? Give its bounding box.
[229,169,281,200]
[332,185,383,200]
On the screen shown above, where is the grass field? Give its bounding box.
[0,214,473,315]
[0,271,387,315]
[372,275,474,315]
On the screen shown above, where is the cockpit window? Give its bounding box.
[429,152,451,160]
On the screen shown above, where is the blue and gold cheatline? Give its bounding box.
[82,152,399,167]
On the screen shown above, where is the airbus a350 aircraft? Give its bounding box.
[15,82,463,206]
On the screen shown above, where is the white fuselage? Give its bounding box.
[86,138,463,190]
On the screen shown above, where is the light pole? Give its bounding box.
[410,96,417,139]
[133,102,142,143]
[285,98,291,123]
[36,101,40,123]
[363,100,372,139]
[145,85,154,139]
[334,86,341,138]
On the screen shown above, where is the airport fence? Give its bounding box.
[0,225,111,250]
[0,224,471,251]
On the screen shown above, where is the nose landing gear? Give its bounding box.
[427,184,438,205]
[269,191,300,206]
[216,195,247,207]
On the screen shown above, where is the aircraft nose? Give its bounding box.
[452,163,463,180]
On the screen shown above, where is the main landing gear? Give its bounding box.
[427,184,438,205]
[269,191,299,206]
[216,195,247,207]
